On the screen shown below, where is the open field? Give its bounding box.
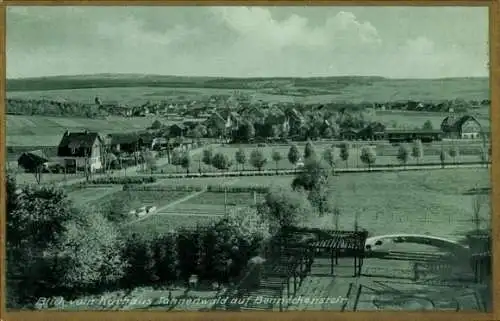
[153,176,295,189]
[68,186,122,206]
[7,75,489,103]
[313,168,490,241]
[97,190,194,208]
[6,115,174,146]
[124,167,490,240]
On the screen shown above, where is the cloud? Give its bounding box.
[6,6,487,78]
[211,7,381,50]
[385,36,488,78]
[95,17,201,47]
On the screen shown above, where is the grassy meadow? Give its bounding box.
[115,167,491,240]
[6,114,169,146]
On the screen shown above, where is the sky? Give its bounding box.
[6,6,489,79]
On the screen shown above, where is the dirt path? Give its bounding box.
[155,213,225,217]
[123,188,207,226]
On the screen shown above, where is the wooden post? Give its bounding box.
[330,248,334,275]
[354,256,357,277]
[224,186,228,217]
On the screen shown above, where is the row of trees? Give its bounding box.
[141,138,491,176]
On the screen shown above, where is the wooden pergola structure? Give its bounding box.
[275,226,369,278]
[265,249,314,311]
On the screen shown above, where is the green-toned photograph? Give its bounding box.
[5,5,491,313]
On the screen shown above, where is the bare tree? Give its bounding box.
[472,191,488,233]
[34,164,43,184]
[84,148,92,182]
[333,206,341,230]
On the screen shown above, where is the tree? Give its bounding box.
[308,184,334,217]
[479,146,489,168]
[192,124,207,140]
[449,146,460,165]
[202,148,214,167]
[440,149,448,168]
[235,121,256,143]
[258,186,313,231]
[151,120,163,130]
[170,149,183,173]
[340,143,350,168]
[422,120,434,130]
[472,193,488,233]
[322,147,336,173]
[292,157,330,191]
[360,146,376,170]
[397,144,410,169]
[6,179,125,305]
[322,127,334,139]
[287,144,300,171]
[235,147,247,172]
[411,139,424,165]
[143,150,157,174]
[52,207,126,292]
[33,163,44,185]
[180,152,192,174]
[304,140,316,160]
[122,233,159,287]
[249,149,267,172]
[100,191,140,223]
[211,152,231,174]
[271,149,282,174]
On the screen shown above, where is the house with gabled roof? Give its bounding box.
[441,115,483,139]
[17,150,50,173]
[56,130,103,172]
[106,132,141,154]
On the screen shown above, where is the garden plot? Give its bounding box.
[68,186,122,206]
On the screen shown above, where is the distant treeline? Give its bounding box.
[7,98,110,118]
[6,75,386,92]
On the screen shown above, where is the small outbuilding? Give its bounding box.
[17,150,49,173]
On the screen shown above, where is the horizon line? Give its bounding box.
[6,73,489,81]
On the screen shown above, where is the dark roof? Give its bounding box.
[170,123,186,130]
[455,115,481,128]
[18,150,49,165]
[441,114,481,131]
[385,129,442,134]
[106,132,140,145]
[58,131,100,149]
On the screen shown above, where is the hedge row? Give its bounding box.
[151,170,299,179]
[123,184,204,192]
[84,176,157,185]
[123,184,270,194]
[206,185,270,193]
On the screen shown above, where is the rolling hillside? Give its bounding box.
[7,74,489,105]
